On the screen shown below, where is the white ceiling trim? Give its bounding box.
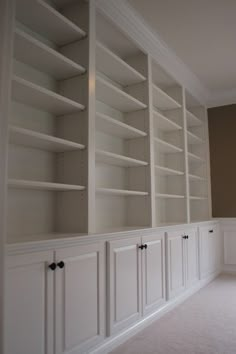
[96,0,236,108]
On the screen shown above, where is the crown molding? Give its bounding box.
[96,0,210,105]
[96,0,236,109]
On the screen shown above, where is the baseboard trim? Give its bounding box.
[91,271,221,354]
[222,265,236,275]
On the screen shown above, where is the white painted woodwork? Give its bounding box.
[187,131,204,145]
[155,138,183,153]
[142,233,166,315]
[199,224,221,279]
[152,84,181,110]
[156,193,185,199]
[8,179,85,191]
[107,237,142,335]
[96,112,146,139]
[96,75,147,112]
[16,0,86,46]
[188,152,205,163]
[186,110,202,127]
[12,76,85,115]
[155,165,184,176]
[185,228,199,287]
[153,109,182,131]
[96,149,148,167]
[166,230,185,299]
[9,126,85,152]
[5,251,54,354]
[96,187,148,196]
[0,0,14,351]
[55,242,105,354]
[14,28,85,80]
[96,41,145,86]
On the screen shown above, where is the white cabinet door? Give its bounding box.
[209,224,221,273]
[199,226,210,278]
[6,251,54,354]
[186,228,199,288]
[167,231,185,299]
[55,242,105,354]
[142,233,166,316]
[199,224,220,279]
[107,237,142,335]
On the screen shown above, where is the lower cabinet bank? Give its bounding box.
[5,221,221,354]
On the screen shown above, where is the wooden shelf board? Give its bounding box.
[187,131,204,145]
[8,179,85,191]
[94,226,148,234]
[96,42,145,86]
[189,174,206,181]
[9,126,85,152]
[156,193,185,199]
[153,84,181,110]
[12,76,85,115]
[155,137,183,153]
[96,187,148,196]
[188,152,205,163]
[153,109,182,131]
[96,76,147,113]
[186,110,202,127]
[96,149,148,167]
[16,0,86,46]
[7,232,87,244]
[190,196,207,200]
[96,112,146,139]
[155,165,184,176]
[14,28,85,80]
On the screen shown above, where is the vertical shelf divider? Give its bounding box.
[183,88,190,223]
[147,54,156,227]
[0,0,15,352]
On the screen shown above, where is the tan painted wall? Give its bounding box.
[208,104,236,216]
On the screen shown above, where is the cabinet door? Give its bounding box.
[167,231,185,299]
[209,224,221,273]
[199,226,211,278]
[186,228,199,288]
[5,251,54,354]
[55,242,105,354]
[142,233,166,316]
[107,237,142,336]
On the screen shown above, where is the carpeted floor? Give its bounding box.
[110,275,236,354]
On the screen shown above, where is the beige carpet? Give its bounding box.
[111,275,236,354]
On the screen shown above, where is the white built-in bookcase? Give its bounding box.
[4,0,211,243]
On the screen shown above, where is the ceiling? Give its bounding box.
[127,0,236,104]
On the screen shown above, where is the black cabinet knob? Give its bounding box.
[48,262,57,271]
[209,229,214,233]
[182,235,187,239]
[186,235,189,239]
[139,245,144,250]
[144,244,148,249]
[57,261,65,269]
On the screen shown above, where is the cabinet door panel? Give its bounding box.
[186,228,199,287]
[6,251,54,354]
[142,233,166,316]
[199,226,210,278]
[167,231,185,299]
[107,237,142,335]
[55,242,105,354]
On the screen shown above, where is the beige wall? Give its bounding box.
[208,104,236,216]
